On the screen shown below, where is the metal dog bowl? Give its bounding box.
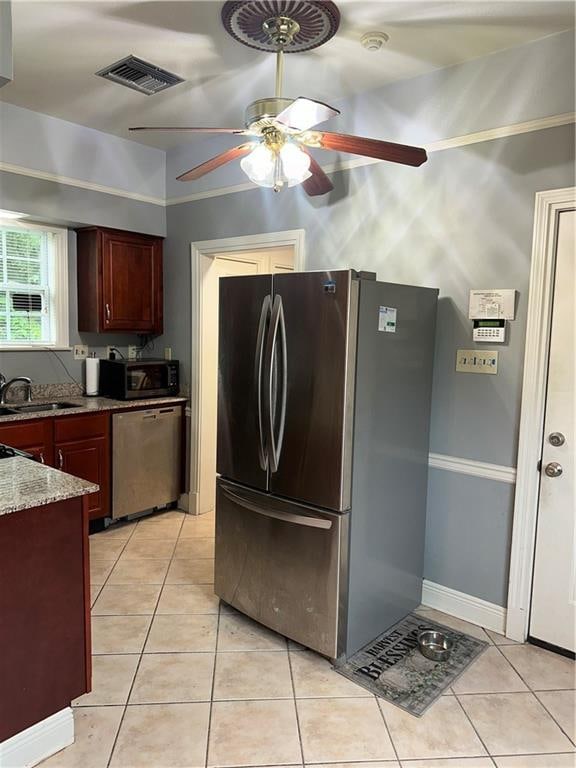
[418,630,454,662]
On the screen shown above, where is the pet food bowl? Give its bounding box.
[417,630,454,662]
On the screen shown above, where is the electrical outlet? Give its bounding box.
[128,345,138,360]
[456,349,498,374]
[164,347,172,361]
[73,344,89,360]
[105,346,114,360]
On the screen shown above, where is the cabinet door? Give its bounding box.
[55,437,110,520]
[101,231,163,334]
[0,419,53,466]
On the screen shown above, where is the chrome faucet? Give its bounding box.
[0,376,33,404]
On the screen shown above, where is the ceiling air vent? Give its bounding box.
[96,55,184,95]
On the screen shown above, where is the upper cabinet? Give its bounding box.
[76,227,164,334]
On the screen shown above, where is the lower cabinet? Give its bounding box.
[0,418,53,465]
[0,412,110,520]
[54,413,110,520]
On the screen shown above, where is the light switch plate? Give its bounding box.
[73,344,88,360]
[456,349,498,374]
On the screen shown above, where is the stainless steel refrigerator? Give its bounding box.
[215,269,438,659]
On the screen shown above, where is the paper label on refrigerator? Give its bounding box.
[378,306,397,333]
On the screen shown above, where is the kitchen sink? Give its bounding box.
[11,401,84,413]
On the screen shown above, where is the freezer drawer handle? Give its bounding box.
[263,294,287,473]
[255,295,272,471]
[221,486,332,530]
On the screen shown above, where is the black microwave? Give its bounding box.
[99,358,179,400]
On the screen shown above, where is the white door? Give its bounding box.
[197,247,295,515]
[529,208,575,652]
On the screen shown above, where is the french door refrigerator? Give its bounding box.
[215,270,438,659]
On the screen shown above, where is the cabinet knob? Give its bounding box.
[58,449,64,470]
[105,303,111,321]
[39,451,45,464]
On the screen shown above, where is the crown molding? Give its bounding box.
[166,111,576,206]
[0,112,573,209]
[0,161,165,206]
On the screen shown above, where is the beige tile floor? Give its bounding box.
[40,509,575,768]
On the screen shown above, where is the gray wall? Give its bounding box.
[0,102,167,384]
[0,2,12,89]
[161,123,575,606]
[166,30,575,199]
[0,230,154,386]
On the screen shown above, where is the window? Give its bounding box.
[0,220,68,349]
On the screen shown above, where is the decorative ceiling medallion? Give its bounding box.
[222,0,341,53]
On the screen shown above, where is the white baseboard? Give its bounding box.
[0,708,74,768]
[422,579,507,634]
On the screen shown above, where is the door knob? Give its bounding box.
[548,432,566,447]
[544,461,563,478]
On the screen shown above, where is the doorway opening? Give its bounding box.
[187,230,305,516]
[507,187,575,652]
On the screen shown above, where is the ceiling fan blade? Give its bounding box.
[314,132,427,167]
[177,142,256,182]
[302,154,334,197]
[275,97,340,131]
[129,126,247,134]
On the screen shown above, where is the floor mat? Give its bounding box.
[334,612,488,716]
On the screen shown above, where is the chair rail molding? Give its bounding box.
[428,453,516,484]
[506,186,576,642]
[187,230,306,515]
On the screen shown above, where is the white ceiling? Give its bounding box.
[2,0,574,149]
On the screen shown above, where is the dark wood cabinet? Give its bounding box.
[0,412,110,520]
[0,418,53,466]
[54,413,110,521]
[76,227,163,334]
[0,495,91,742]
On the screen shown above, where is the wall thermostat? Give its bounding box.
[473,319,506,343]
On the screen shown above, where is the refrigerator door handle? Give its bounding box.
[221,486,332,529]
[255,295,272,471]
[264,295,287,473]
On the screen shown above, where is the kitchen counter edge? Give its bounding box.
[0,456,99,516]
[0,395,188,424]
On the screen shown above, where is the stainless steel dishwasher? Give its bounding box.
[112,406,182,518]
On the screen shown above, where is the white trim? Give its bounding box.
[187,230,306,515]
[428,453,516,484]
[0,707,74,768]
[0,219,69,351]
[0,161,165,206]
[0,113,572,209]
[422,579,507,634]
[506,186,576,642]
[166,112,576,206]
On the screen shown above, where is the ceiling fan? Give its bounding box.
[130,1,427,196]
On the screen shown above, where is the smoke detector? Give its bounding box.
[361,31,389,51]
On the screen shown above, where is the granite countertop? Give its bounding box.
[0,394,188,424]
[0,456,99,516]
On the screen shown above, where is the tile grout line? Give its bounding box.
[374,696,401,765]
[451,691,498,765]
[203,598,222,768]
[491,643,576,747]
[286,643,305,767]
[104,511,184,768]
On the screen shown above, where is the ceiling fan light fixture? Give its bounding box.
[240,141,311,189]
[240,143,277,187]
[280,142,312,186]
